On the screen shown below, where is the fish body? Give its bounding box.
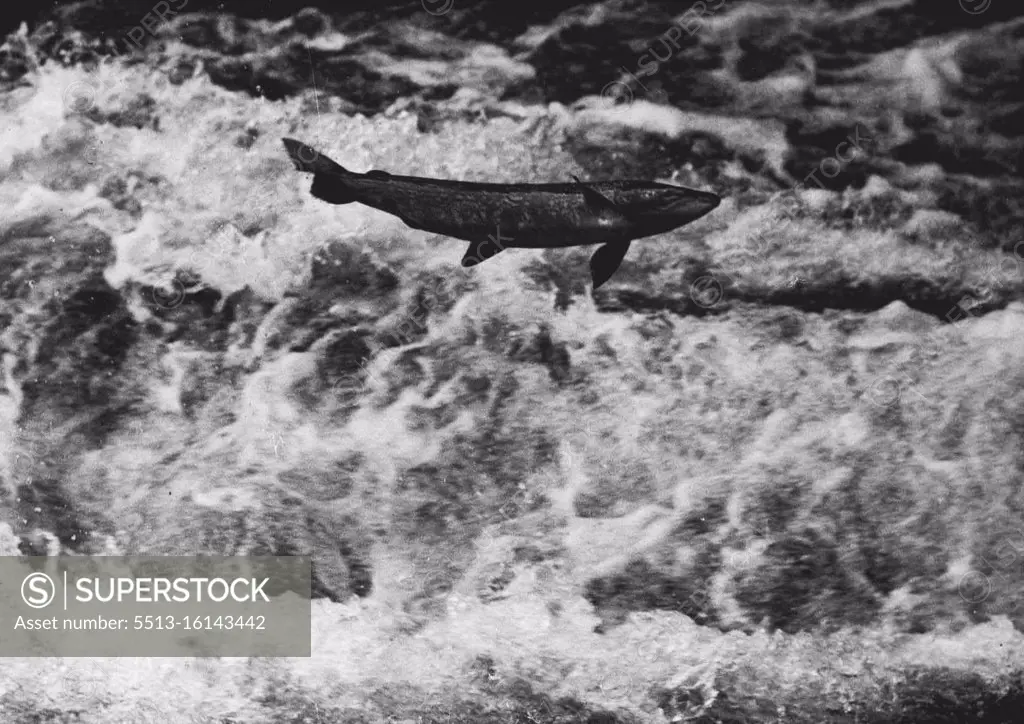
[282,137,720,288]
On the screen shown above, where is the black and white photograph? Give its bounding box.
[1,0,1023,720]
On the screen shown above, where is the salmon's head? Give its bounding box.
[619,184,721,237]
[649,186,721,224]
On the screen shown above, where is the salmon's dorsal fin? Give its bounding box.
[365,170,391,179]
[589,240,632,289]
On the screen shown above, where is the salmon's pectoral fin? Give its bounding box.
[589,240,632,289]
[462,237,507,268]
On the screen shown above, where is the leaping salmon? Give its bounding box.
[281,137,720,289]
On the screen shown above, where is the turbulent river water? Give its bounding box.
[1,1,1024,722]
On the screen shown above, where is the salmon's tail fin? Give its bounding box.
[281,137,357,205]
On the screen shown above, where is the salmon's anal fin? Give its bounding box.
[462,237,508,267]
[589,240,632,289]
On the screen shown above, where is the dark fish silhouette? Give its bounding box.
[282,137,720,288]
